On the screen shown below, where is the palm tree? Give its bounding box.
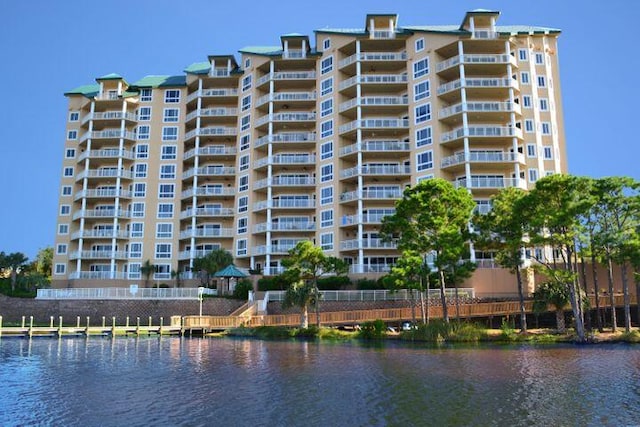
[171,269,181,288]
[282,279,317,329]
[192,248,233,288]
[140,260,155,288]
[0,252,29,292]
[533,281,570,332]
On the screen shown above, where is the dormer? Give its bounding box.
[365,14,398,39]
[460,9,500,39]
[207,55,238,77]
[95,73,128,100]
[280,34,310,59]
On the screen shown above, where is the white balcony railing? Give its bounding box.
[185,107,238,122]
[340,140,409,155]
[82,111,136,124]
[340,212,394,225]
[253,221,316,233]
[339,96,409,112]
[472,30,499,39]
[339,51,407,68]
[181,187,235,198]
[256,71,316,86]
[72,209,130,220]
[339,118,409,134]
[439,101,520,119]
[254,154,315,168]
[255,91,316,107]
[441,151,524,168]
[182,166,236,179]
[76,169,134,180]
[77,149,135,162]
[252,245,300,255]
[183,146,236,160]
[179,207,234,218]
[437,77,516,96]
[184,127,237,140]
[74,189,132,200]
[340,189,402,202]
[441,125,523,143]
[455,177,527,190]
[253,199,315,210]
[69,250,128,260]
[209,68,231,77]
[341,164,411,178]
[255,132,315,147]
[179,228,234,238]
[436,54,515,72]
[255,112,316,127]
[339,73,408,91]
[186,88,238,103]
[80,129,136,142]
[340,238,397,250]
[37,287,216,299]
[71,229,129,239]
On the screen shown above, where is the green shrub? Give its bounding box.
[359,319,387,339]
[294,325,320,338]
[257,276,290,291]
[317,276,351,290]
[232,279,254,299]
[355,277,387,290]
[500,318,516,340]
[400,320,486,342]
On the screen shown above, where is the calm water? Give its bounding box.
[0,337,638,427]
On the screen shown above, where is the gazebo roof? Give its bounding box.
[213,264,249,278]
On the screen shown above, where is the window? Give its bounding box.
[241,95,251,111]
[321,210,333,228]
[58,224,69,235]
[321,141,333,160]
[244,58,251,68]
[162,126,178,141]
[136,144,149,159]
[539,98,548,111]
[158,184,175,198]
[321,164,333,182]
[522,95,532,108]
[545,170,555,177]
[239,175,249,192]
[164,89,180,103]
[237,217,248,234]
[61,186,72,196]
[155,243,172,259]
[163,108,179,122]
[518,49,527,61]
[321,120,333,138]
[320,233,333,251]
[321,99,333,117]
[134,163,147,178]
[242,75,252,91]
[54,264,66,275]
[133,183,146,197]
[323,38,331,50]
[140,89,152,102]
[137,125,150,140]
[56,244,67,255]
[154,264,171,279]
[237,239,247,256]
[543,146,553,160]
[415,103,431,124]
[321,77,333,96]
[159,164,176,179]
[528,168,539,183]
[416,151,433,171]
[241,115,250,131]
[131,202,145,218]
[524,120,534,133]
[526,144,537,158]
[413,58,429,79]
[537,76,546,87]
[60,205,70,215]
[541,122,551,135]
[238,196,248,213]
[161,145,177,160]
[415,38,425,52]
[240,134,250,151]
[128,263,141,279]
[521,72,530,84]
[129,243,142,258]
[535,53,544,65]
[321,186,333,205]
[138,107,151,121]
[157,203,174,219]
[416,127,432,147]
[414,81,430,101]
[130,223,144,238]
[321,56,333,74]
[156,223,173,238]
[63,167,74,177]
[67,130,77,140]
[65,148,76,158]
[69,112,79,122]
[239,154,250,171]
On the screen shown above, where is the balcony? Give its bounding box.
[341,164,411,179]
[340,188,403,202]
[209,68,232,77]
[282,49,306,59]
[339,96,408,113]
[340,140,409,156]
[254,154,315,169]
[179,207,235,219]
[349,264,394,274]
[183,146,236,161]
[339,73,408,91]
[371,30,395,39]
[256,71,316,87]
[186,88,238,103]
[69,250,128,260]
[181,187,235,198]
[185,107,238,122]
[72,209,130,220]
[252,245,298,256]
[439,101,521,120]
[254,176,315,190]
[75,169,134,181]
[340,239,397,250]
[255,112,316,127]
[255,91,316,108]
[455,177,527,190]
[263,267,286,276]
[340,212,395,226]
[82,111,136,124]
[472,30,499,39]
[179,228,234,239]
[339,51,407,69]
[441,125,523,144]
[255,132,316,148]
[71,229,129,239]
[77,149,134,162]
[339,118,409,135]
[184,126,237,141]
[254,221,316,233]
[253,199,315,211]
[441,151,525,169]
[79,129,136,143]
[73,189,132,201]
[68,271,127,280]
[179,249,229,260]
[182,166,236,179]
[436,54,516,73]
[437,77,517,97]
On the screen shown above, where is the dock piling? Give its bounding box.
[58,316,63,338]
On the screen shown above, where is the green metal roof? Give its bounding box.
[281,32,307,37]
[64,84,100,97]
[402,25,463,34]
[96,72,124,81]
[318,23,560,36]
[314,28,367,35]
[238,46,283,56]
[184,61,211,75]
[213,264,249,278]
[130,75,186,88]
[496,25,561,34]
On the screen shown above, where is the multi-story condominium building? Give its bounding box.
[52,10,566,295]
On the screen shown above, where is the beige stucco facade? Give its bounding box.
[52,11,570,298]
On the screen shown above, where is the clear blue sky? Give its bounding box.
[1,0,638,259]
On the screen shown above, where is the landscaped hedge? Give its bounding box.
[317,276,351,290]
